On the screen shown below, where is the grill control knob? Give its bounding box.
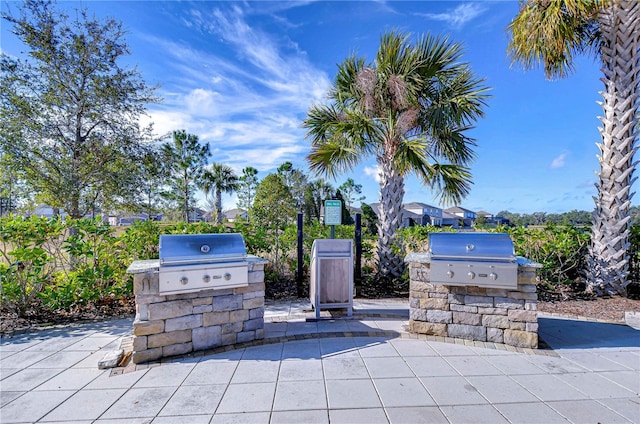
[467,271,475,279]
[223,273,231,281]
[180,276,188,285]
[446,270,454,278]
[203,275,211,283]
[489,272,498,281]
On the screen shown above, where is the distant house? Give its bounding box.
[476,210,510,226]
[441,211,462,228]
[476,210,493,220]
[189,208,206,222]
[444,206,476,227]
[32,205,68,219]
[403,202,443,226]
[107,212,163,226]
[224,209,248,222]
[369,202,443,228]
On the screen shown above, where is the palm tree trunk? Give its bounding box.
[216,188,223,224]
[376,159,405,283]
[587,0,640,296]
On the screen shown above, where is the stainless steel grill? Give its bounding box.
[158,233,248,295]
[428,232,517,289]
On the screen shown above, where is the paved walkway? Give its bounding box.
[1,300,639,423]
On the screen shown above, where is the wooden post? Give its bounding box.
[297,213,304,297]
[355,213,362,295]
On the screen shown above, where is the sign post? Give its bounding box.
[324,199,342,239]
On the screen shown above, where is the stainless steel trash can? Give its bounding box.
[310,239,354,318]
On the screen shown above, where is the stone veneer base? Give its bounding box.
[405,254,541,349]
[126,257,267,364]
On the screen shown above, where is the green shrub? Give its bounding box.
[120,220,163,260]
[501,224,589,285]
[396,225,457,254]
[0,215,63,315]
[39,218,131,310]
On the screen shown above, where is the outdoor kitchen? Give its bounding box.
[405,233,541,349]
[126,233,267,364]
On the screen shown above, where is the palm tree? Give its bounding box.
[305,178,335,222]
[303,31,489,282]
[200,163,239,223]
[508,0,639,296]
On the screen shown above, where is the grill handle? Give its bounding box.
[429,255,516,262]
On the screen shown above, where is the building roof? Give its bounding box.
[224,208,247,218]
[403,202,442,210]
[442,211,460,219]
[444,206,475,214]
[369,202,442,215]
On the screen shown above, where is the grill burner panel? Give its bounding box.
[429,233,518,289]
[159,233,248,295]
[160,262,248,295]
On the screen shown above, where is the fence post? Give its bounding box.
[297,213,304,297]
[355,213,362,295]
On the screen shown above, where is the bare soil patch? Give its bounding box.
[1,297,135,336]
[537,282,640,322]
[538,296,640,322]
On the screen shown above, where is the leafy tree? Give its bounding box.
[508,0,639,296]
[561,209,592,226]
[304,31,489,282]
[474,215,488,227]
[236,166,259,217]
[0,153,29,216]
[339,178,366,209]
[361,203,379,235]
[0,0,158,218]
[630,206,640,226]
[134,146,168,218]
[251,173,296,274]
[335,189,354,225]
[277,161,308,212]
[161,130,210,222]
[200,163,238,223]
[531,212,547,225]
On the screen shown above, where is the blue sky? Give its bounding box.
[1,1,614,214]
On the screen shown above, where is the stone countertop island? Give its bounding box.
[126,255,268,364]
[405,252,541,349]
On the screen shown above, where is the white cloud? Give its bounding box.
[550,152,569,169]
[364,165,382,183]
[184,88,223,117]
[416,3,486,29]
[141,110,192,139]
[142,5,331,172]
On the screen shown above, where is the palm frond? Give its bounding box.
[507,0,603,80]
[304,104,343,144]
[427,126,477,166]
[427,163,473,206]
[306,141,360,179]
[333,56,366,105]
[393,137,432,177]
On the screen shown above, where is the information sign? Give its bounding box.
[324,200,342,225]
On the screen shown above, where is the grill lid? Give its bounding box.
[159,233,247,266]
[429,232,515,262]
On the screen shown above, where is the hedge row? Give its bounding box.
[1,216,637,317]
